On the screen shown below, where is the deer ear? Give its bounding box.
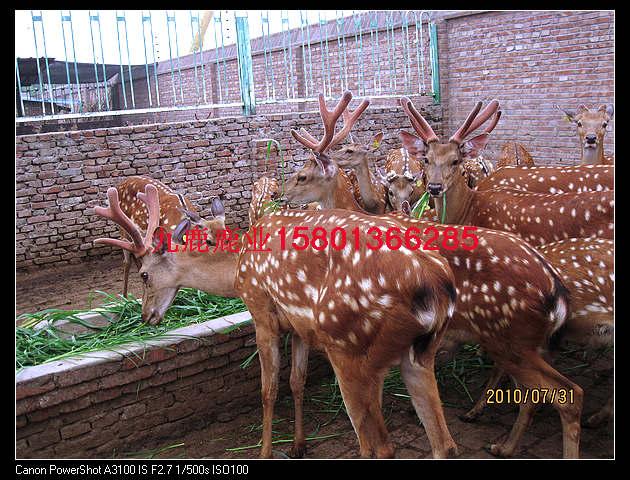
[210,197,225,219]
[599,104,614,119]
[460,133,491,160]
[172,219,191,244]
[399,131,427,157]
[152,227,170,254]
[313,152,336,178]
[370,131,384,150]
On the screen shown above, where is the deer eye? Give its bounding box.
[602,122,608,128]
[141,272,149,283]
[297,174,307,183]
[423,158,429,165]
[577,121,583,127]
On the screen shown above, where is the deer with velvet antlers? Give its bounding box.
[94,169,461,459]
[399,97,613,246]
[106,176,224,297]
[284,90,583,458]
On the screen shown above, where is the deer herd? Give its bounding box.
[93,90,614,459]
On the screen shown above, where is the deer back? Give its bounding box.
[236,209,456,366]
[468,188,613,246]
[476,164,613,193]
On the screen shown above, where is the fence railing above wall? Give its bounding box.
[15,10,440,123]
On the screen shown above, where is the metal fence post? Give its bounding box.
[235,13,256,116]
[429,22,440,104]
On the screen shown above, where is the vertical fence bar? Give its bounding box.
[318,12,332,99]
[335,12,348,94]
[121,12,136,109]
[260,11,275,101]
[172,13,184,104]
[369,12,381,96]
[88,12,102,111]
[60,11,75,112]
[429,21,440,104]
[148,12,160,107]
[15,58,25,117]
[95,12,110,110]
[353,12,364,97]
[30,11,49,115]
[235,12,255,115]
[166,12,178,105]
[212,14,223,103]
[67,12,82,112]
[197,10,207,104]
[280,11,293,100]
[401,12,410,94]
[38,12,56,115]
[141,11,153,108]
[115,11,129,109]
[189,11,201,104]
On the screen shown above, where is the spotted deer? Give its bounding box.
[109,176,223,297]
[400,98,613,246]
[459,237,613,455]
[237,207,461,459]
[558,104,614,165]
[496,141,535,168]
[476,164,613,194]
[283,93,583,458]
[93,184,233,324]
[249,176,280,225]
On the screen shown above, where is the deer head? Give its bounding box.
[558,104,614,164]
[95,187,229,325]
[400,98,501,198]
[284,91,364,209]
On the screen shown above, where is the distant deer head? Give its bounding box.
[399,98,501,198]
[558,104,614,165]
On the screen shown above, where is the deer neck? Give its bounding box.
[435,174,475,225]
[581,143,605,165]
[351,155,384,212]
[174,250,239,298]
[320,174,364,212]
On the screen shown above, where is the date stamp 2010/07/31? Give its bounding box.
[485,388,575,405]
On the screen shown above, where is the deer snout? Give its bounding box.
[585,134,597,145]
[142,309,162,326]
[427,183,444,197]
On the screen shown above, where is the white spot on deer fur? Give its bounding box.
[334,278,342,289]
[345,275,352,287]
[378,295,392,307]
[352,252,361,266]
[378,273,387,287]
[359,278,373,292]
[297,269,307,282]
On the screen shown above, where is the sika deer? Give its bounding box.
[284,91,582,458]
[476,164,613,194]
[558,104,614,165]
[111,176,222,297]
[93,184,235,324]
[237,208,459,458]
[400,98,613,246]
[460,237,613,454]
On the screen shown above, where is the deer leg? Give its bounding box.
[122,250,131,297]
[486,396,536,458]
[459,366,506,423]
[288,334,310,458]
[255,325,281,459]
[401,344,458,458]
[584,396,613,428]
[498,353,583,458]
[329,358,392,458]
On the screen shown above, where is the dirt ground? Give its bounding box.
[16,256,614,459]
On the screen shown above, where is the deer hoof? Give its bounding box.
[287,443,307,459]
[485,443,513,458]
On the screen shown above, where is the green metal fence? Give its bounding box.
[15,10,440,122]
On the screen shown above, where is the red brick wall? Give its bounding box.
[16,100,441,270]
[16,316,332,458]
[439,10,614,164]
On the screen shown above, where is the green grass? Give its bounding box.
[16,289,248,371]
